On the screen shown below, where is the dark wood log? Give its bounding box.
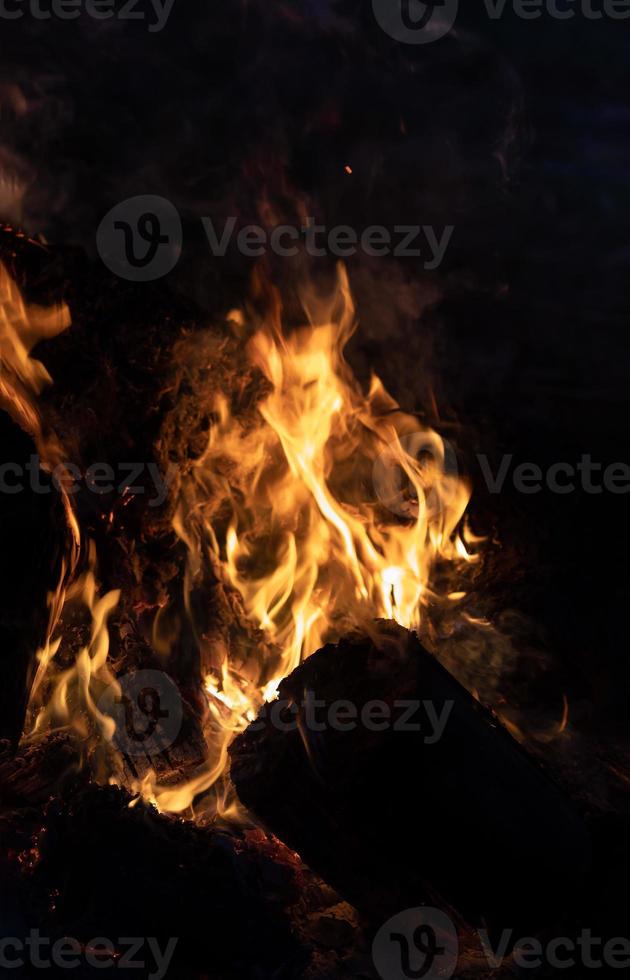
[230,620,592,938]
[0,761,375,980]
[0,784,296,979]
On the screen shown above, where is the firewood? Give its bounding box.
[0,773,370,980]
[230,620,592,937]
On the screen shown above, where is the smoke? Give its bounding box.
[0,1,525,263]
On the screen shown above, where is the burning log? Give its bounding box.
[230,620,592,937]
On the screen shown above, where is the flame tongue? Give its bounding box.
[0,262,70,433]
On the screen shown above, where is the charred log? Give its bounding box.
[0,755,375,980]
[0,785,296,979]
[230,620,592,938]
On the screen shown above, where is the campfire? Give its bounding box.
[0,234,616,979]
[0,7,628,978]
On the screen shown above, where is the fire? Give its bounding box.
[165,265,474,812]
[184,265,470,649]
[7,255,475,817]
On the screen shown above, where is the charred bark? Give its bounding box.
[230,620,592,938]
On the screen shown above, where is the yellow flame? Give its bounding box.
[0,261,71,430]
[31,553,121,768]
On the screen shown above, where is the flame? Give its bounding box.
[203,270,466,638]
[31,554,121,773]
[163,265,474,813]
[184,269,469,652]
[0,261,124,778]
[0,260,80,705]
[0,260,70,431]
